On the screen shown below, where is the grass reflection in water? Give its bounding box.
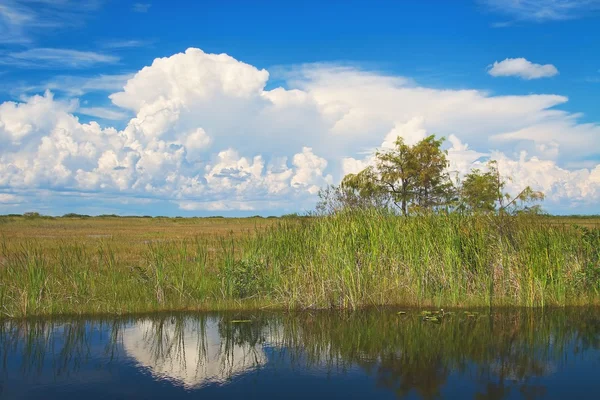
[1,309,599,398]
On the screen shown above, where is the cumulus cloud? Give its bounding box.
[1,48,599,215]
[488,58,559,79]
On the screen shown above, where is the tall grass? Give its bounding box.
[236,210,600,309]
[1,211,599,317]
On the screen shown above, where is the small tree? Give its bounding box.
[340,135,453,216]
[317,136,545,216]
[460,161,503,213]
[459,160,544,215]
[410,135,454,212]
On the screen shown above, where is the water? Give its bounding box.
[1,309,600,399]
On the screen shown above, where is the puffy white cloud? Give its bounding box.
[0,91,77,146]
[488,58,559,80]
[291,147,333,194]
[1,47,599,215]
[487,152,600,207]
[110,48,269,111]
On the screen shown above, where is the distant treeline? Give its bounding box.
[1,211,598,220]
[0,212,305,219]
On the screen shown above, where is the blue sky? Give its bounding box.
[1,0,600,216]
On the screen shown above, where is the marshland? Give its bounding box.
[0,211,599,318]
[1,135,600,318]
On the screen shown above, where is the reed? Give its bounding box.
[238,210,600,309]
[0,212,599,317]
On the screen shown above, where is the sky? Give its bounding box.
[1,0,600,216]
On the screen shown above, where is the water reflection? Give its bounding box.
[122,317,267,388]
[1,309,600,399]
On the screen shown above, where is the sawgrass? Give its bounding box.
[1,212,599,317]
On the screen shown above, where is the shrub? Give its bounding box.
[221,258,271,298]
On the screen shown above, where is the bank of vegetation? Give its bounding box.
[1,135,599,317]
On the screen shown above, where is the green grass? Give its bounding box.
[1,211,599,317]
[238,210,600,309]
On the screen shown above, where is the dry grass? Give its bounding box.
[0,216,275,266]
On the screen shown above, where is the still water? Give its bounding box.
[1,309,600,399]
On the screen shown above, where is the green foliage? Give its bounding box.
[61,213,91,218]
[281,213,301,218]
[221,258,272,298]
[572,226,600,289]
[23,212,41,219]
[241,210,600,308]
[460,163,500,213]
[325,135,545,216]
[329,135,453,215]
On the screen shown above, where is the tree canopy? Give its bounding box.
[317,135,544,216]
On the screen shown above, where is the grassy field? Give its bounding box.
[1,213,599,317]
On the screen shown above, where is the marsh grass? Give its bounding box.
[239,210,600,309]
[0,213,599,317]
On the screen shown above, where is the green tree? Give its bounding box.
[318,136,544,216]
[410,136,454,211]
[460,160,545,215]
[460,161,503,213]
[338,135,453,216]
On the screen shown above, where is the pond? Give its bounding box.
[1,309,600,399]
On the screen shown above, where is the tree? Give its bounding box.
[334,135,453,216]
[460,161,503,213]
[316,169,390,215]
[410,136,454,211]
[459,160,545,215]
[372,136,416,216]
[317,135,545,216]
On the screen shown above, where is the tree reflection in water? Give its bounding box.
[1,309,599,398]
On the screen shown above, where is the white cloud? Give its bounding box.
[488,58,558,79]
[291,147,333,194]
[2,48,119,69]
[1,48,600,214]
[110,48,269,111]
[481,0,600,22]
